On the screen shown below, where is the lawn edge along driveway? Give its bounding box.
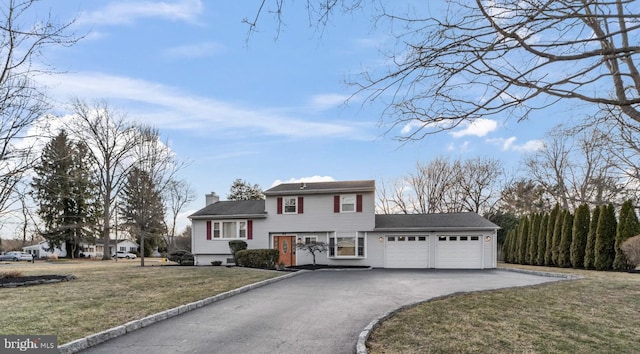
[355,268,582,354]
[58,270,306,354]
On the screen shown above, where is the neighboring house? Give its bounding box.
[190,180,499,269]
[23,241,67,259]
[23,239,139,259]
[93,239,139,258]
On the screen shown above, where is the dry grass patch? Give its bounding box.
[367,265,640,354]
[0,260,279,344]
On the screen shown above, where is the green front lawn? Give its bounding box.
[367,265,640,353]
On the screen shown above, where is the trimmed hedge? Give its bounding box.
[235,249,279,269]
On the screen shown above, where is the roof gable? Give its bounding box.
[264,180,375,196]
[375,212,499,231]
[189,200,266,219]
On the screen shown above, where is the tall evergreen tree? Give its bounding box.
[119,167,167,260]
[584,205,600,269]
[613,200,640,270]
[536,213,548,265]
[595,204,617,271]
[508,226,519,263]
[527,213,540,265]
[517,216,530,264]
[551,208,564,266]
[571,204,590,269]
[31,131,99,257]
[557,211,573,267]
[502,229,514,263]
[545,204,560,266]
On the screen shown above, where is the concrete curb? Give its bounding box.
[497,267,583,280]
[355,268,582,354]
[58,270,307,354]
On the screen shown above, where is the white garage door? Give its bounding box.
[385,235,429,268]
[435,235,482,269]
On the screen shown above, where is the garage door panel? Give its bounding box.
[385,236,429,268]
[436,235,482,269]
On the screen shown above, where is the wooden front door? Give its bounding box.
[274,236,296,267]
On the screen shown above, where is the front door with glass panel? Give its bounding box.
[274,235,296,266]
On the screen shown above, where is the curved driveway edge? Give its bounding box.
[58,270,306,354]
[355,268,583,354]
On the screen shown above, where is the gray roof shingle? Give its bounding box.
[375,212,499,231]
[264,180,375,196]
[189,200,266,219]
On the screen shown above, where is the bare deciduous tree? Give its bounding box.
[249,1,640,137]
[377,156,502,214]
[525,124,626,210]
[0,0,77,216]
[459,157,503,213]
[71,99,140,260]
[165,179,195,247]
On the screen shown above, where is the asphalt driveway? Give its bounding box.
[79,269,561,354]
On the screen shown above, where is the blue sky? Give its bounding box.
[26,0,575,232]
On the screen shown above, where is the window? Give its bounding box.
[408,236,416,241]
[449,236,457,241]
[438,236,447,241]
[119,246,126,251]
[471,236,479,241]
[341,194,356,212]
[284,197,297,214]
[329,233,365,258]
[210,221,247,239]
[418,236,426,241]
[460,236,468,241]
[303,236,317,245]
[387,236,395,242]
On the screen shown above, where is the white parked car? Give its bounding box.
[112,251,137,259]
[0,251,33,262]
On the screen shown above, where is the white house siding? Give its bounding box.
[262,193,375,233]
[23,242,67,258]
[483,232,497,268]
[291,233,385,267]
[192,218,270,266]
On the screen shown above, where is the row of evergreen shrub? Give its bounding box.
[503,200,640,271]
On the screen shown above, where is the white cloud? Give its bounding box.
[163,42,224,59]
[77,0,203,26]
[487,136,545,152]
[514,139,545,152]
[308,94,349,111]
[36,71,370,140]
[271,176,335,187]
[450,118,498,138]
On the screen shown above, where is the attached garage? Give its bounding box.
[384,235,430,268]
[435,235,482,269]
[375,213,498,269]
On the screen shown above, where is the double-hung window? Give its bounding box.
[284,197,297,214]
[303,236,317,245]
[340,194,356,212]
[329,232,365,258]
